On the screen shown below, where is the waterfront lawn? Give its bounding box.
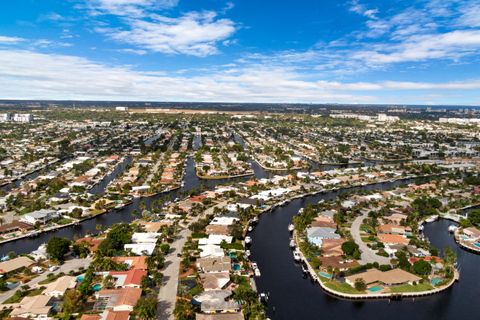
[221,241,244,250]
[389,283,433,293]
[322,280,364,294]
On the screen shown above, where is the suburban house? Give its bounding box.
[9,295,53,319]
[107,269,147,288]
[0,256,34,276]
[196,256,232,273]
[42,276,76,298]
[20,209,59,225]
[307,227,340,246]
[193,290,241,314]
[345,268,421,287]
[95,288,142,312]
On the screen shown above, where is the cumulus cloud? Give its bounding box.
[97,11,236,56]
[0,49,479,104]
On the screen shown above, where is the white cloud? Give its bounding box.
[352,30,480,65]
[97,11,236,56]
[118,48,147,55]
[87,0,178,17]
[458,3,480,27]
[349,0,378,19]
[0,35,25,44]
[0,49,479,104]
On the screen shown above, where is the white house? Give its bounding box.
[20,209,59,225]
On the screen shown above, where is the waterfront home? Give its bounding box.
[193,290,241,314]
[463,227,480,240]
[20,209,59,225]
[199,235,233,246]
[107,269,147,288]
[199,244,225,258]
[0,220,33,236]
[196,256,232,273]
[0,256,34,276]
[307,227,340,246]
[206,224,230,236]
[95,288,142,312]
[345,268,421,287]
[200,272,231,291]
[319,256,359,271]
[42,275,76,298]
[210,217,239,226]
[9,294,52,319]
[321,239,345,257]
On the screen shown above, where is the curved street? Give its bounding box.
[350,212,391,265]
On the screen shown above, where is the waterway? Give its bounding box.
[248,183,480,319]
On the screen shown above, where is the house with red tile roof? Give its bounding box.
[108,269,147,288]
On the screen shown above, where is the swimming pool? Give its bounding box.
[474,242,480,248]
[76,275,85,282]
[233,263,241,271]
[431,278,443,286]
[368,286,383,292]
[92,283,101,291]
[319,272,332,279]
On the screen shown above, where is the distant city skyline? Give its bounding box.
[1,0,480,105]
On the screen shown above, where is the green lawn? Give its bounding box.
[322,280,364,294]
[220,242,244,250]
[389,283,434,293]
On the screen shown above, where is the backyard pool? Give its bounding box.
[368,286,383,292]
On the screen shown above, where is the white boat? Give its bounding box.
[245,250,251,257]
[254,268,261,277]
[448,225,458,233]
[252,216,259,224]
[288,224,294,232]
[418,225,424,232]
[293,250,301,262]
[289,239,296,249]
[425,215,439,223]
[248,226,253,232]
[245,236,252,245]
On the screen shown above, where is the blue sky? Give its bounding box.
[1,0,480,105]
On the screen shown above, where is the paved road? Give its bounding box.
[157,200,229,320]
[0,256,92,304]
[350,212,391,265]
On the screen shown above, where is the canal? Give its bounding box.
[248,182,480,319]
[0,154,254,256]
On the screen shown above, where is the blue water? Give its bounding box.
[368,286,383,292]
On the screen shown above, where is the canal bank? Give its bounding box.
[249,182,480,320]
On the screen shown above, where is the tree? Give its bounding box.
[354,278,367,291]
[413,260,432,275]
[46,237,71,262]
[134,296,157,319]
[62,289,83,314]
[341,241,359,257]
[173,299,196,320]
[444,247,457,265]
[102,274,116,289]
